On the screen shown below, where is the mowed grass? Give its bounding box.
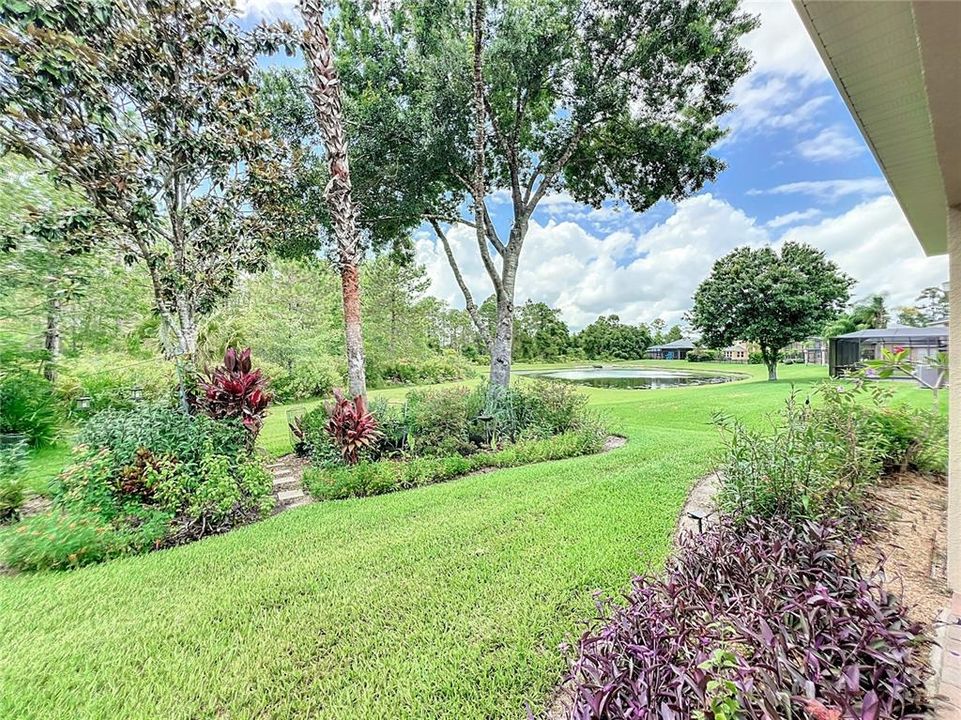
[0,363,938,719]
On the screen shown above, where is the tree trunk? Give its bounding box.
[301,0,369,401]
[761,345,778,381]
[341,261,367,399]
[43,294,61,383]
[490,299,513,387]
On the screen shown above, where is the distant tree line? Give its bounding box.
[425,299,682,363]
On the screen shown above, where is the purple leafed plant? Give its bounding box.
[324,389,382,464]
[192,347,271,442]
[567,518,929,720]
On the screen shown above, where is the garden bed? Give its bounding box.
[295,379,612,502]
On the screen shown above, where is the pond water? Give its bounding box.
[520,366,741,390]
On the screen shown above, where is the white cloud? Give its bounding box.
[766,208,821,228]
[777,195,947,309]
[417,194,768,329]
[796,126,864,162]
[748,177,889,199]
[416,192,946,330]
[236,0,298,20]
[723,1,831,139]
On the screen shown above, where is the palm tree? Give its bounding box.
[299,0,367,400]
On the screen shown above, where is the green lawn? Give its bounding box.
[0,363,938,719]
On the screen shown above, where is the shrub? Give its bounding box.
[262,355,341,403]
[406,386,477,456]
[0,370,60,447]
[191,347,271,442]
[0,441,28,521]
[371,352,473,387]
[748,351,764,365]
[56,353,175,416]
[5,404,277,570]
[513,379,589,436]
[567,518,929,720]
[715,390,884,525]
[324,390,383,464]
[4,509,116,571]
[686,348,718,362]
[304,426,607,501]
[77,405,246,469]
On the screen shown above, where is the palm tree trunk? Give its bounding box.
[300,0,368,400]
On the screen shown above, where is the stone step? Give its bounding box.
[277,488,306,504]
[273,477,301,493]
[283,495,312,510]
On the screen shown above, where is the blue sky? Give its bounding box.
[247,0,948,329]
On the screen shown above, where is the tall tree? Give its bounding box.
[690,242,852,381]
[0,0,294,367]
[299,0,371,399]
[332,0,757,387]
[917,285,948,324]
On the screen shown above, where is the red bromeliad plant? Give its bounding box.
[324,389,381,464]
[192,348,271,442]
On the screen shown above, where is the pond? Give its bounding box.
[519,366,743,390]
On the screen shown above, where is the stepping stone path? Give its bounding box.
[266,455,311,513]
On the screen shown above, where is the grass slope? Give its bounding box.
[0,363,937,719]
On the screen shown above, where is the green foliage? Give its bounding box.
[691,242,853,380]
[513,301,572,361]
[686,348,718,363]
[0,369,60,447]
[1,404,279,570]
[576,315,651,360]
[748,351,764,365]
[304,426,607,501]
[0,0,296,354]
[0,441,29,521]
[77,405,246,470]
[4,509,115,572]
[56,353,175,416]
[369,353,473,388]
[406,386,479,457]
[261,355,342,403]
[716,382,947,525]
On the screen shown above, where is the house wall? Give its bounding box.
[948,207,961,589]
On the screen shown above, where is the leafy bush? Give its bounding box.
[4,509,116,571]
[324,390,383,464]
[686,348,718,362]
[713,384,936,525]
[406,386,478,456]
[56,352,175,416]
[748,351,764,365]
[370,352,473,387]
[78,405,246,468]
[567,518,929,720]
[0,441,28,521]
[191,347,271,442]
[261,355,342,403]
[4,405,274,571]
[0,370,60,447]
[304,425,606,501]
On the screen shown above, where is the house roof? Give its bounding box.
[833,326,949,342]
[793,1,961,256]
[648,339,696,351]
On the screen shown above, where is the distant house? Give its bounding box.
[722,344,749,363]
[645,339,695,360]
[783,336,828,365]
[828,326,948,377]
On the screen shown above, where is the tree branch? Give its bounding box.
[429,218,491,348]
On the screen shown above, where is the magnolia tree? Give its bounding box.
[0,0,294,362]
[689,242,853,381]
[330,0,758,387]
